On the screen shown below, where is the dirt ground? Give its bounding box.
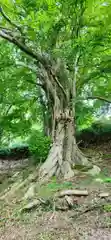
[0,210,111,240]
[0,145,111,240]
[0,186,111,240]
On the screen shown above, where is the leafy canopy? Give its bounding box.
[0,0,111,143]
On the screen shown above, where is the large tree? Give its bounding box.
[0,0,111,179]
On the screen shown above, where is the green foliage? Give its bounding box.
[28,131,51,164]
[104,204,111,212]
[37,180,73,198]
[0,147,11,157]
[0,0,111,146]
[47,181,73,191]
[89,119,111,135]
[103,178,111,183]
[0,143,29,159]
[91,122,111,134]
[77,118,111,135]
[0,131,51,163]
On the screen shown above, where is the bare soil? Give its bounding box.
[0,145,111,240]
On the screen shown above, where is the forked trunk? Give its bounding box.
[39,110,88,180]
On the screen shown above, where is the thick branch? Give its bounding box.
[0,6,22,34]
[16,63,44,88]
[0,30,47,66]
[0,28,67,100]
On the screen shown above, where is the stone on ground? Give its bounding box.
[23,183,36,200]
[87,165,101,176]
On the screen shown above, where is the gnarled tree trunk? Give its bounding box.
[38,56,90,180]
[39,107,88,180]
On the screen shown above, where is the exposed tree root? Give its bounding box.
[39,140,90,182]
[71,202,110,220]
[20,186,110,216]
[0,172,38,200]
[20,189,88,213]
[38,114,92,181]
[58,189,88,197]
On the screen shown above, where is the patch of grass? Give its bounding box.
[21,166,34,180]
[74,164,92,171]
[37,180,73,198]
[94,174,111,183]
[103,153,111,159]
[103,178,111,183]
[0,172,14,193]
[76,176,93,187]
[102,167,110,177]
[96,167,110,179]
[13,209,34,223]
[104,204,111,212]
[38,233,55,240]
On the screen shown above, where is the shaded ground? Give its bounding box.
[0,144,111,240]
[0,158,28,174]
[0,210,111,240]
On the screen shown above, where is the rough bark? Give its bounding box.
[39,108,89,180]
[39,93,52,137]
[39,55,89,180]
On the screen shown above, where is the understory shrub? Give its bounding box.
[0,144,29,159]
[76,119,111,146]
[91,120,111,134]
[28,130,51,164]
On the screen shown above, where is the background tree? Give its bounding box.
[0,0,111,179]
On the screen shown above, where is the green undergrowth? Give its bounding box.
[94,175,111,183]
[37,179,73,198]
[0,167,110,226]
[104,204,111,212]
[0,119,111,164]
[103,153,111,159]
[96,166,111,181]
[0,168,110,201]
[103,178,111,183]
[77,119,111,135]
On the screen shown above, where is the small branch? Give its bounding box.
[25,79,36,85]
[77,96,111,104]
[87,96,111,104]
[77,140,83,145]
[71,202,108,220]
[73,52,80,97]
[16,61,37,73]
[0,26,13,32]
[36,82,44,88]
[50,68,67,99]
[0,6,22,34]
